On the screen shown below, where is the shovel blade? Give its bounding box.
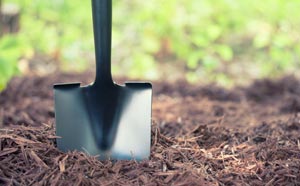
[54,82,152,160]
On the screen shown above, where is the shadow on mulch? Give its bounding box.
[1,73,300,185]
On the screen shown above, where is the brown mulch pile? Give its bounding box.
[1,73,300,185]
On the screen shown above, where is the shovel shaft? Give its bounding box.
[92,0,113,84]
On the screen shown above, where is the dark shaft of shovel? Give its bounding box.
[92,0,113,85]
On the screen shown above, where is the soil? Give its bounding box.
[1,73,300,185]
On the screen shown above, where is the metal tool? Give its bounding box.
[53,0,152,160]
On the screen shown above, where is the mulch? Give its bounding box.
[1,73,300,185]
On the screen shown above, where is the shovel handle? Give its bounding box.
[92,0,113,84]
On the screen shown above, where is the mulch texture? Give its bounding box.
[1,73,300,185]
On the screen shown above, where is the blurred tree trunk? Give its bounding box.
[0,0,2,35]
[0,2,20,36]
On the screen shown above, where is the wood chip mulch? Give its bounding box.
[1,74,300,185]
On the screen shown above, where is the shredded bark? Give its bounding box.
[1,73,300,185]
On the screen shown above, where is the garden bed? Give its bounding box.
[1,73,300,185]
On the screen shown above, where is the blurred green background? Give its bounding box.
[1,0,300,90]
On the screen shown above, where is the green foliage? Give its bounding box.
[1,0,300,89]
[0,35,27,90]
[112,0,300,84]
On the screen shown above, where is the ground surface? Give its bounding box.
[1,73,300,185]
